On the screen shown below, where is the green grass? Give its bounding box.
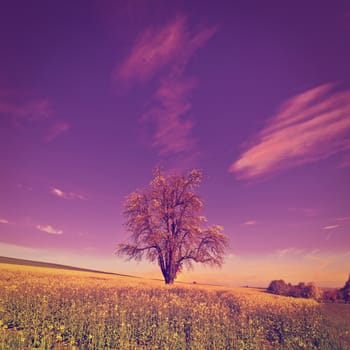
[321,303,350,349]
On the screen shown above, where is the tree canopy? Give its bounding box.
[116,168,229,284]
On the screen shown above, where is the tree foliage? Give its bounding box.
[116,168,229,284]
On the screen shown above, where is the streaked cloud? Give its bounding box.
[51,187,86,200]
[230,83,350,179]
[115,15,217,156]
[323,225,340,230]
[242,220,257,225]
[0,218,9,224]
[114,15,216,86]
[45,121,70,142]
[36,224,63,235]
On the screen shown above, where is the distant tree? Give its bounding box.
[267,280,322,300]
[116,168,229,284]
[302,283,322,300]
[288,284,303,298]
[338,274,350,303]
[323,289,338,303]
[267,280,289,295]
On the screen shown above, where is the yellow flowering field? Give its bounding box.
[0,262,342,349]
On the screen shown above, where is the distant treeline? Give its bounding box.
[267,274,350,303]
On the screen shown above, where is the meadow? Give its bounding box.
[0,261,349,350]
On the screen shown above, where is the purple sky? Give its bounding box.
[1,1,350,287]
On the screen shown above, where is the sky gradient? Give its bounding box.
[1,0,349,287]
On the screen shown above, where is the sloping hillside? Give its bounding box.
[0,256,136,277]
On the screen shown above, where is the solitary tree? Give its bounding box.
[116,168,229,284]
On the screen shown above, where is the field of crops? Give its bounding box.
[0,262,348,350]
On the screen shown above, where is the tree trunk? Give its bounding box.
[163,271,175,284]
[165,275,175,284]
[162,249,176,284]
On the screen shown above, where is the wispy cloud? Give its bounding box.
[242,220,257,225]
[288,207,320,217]
[0,87,71,142]
[338,155,350,168]
[182,249,349,287]
[230,83,350,179]
[301,249,335,270]
[324,224,339,241]
[0,95,52,125]
[0,218,9,224]
[323,225,340,230]
[16,183,33,192]
[300,208,320,217]
[36,224,63,235]
[51,187,86,200]
[141,76,197,154]
[276,248,333,270]
[114,15,216,85]
[45,121,70,142]
[326,233,333,241]
[115,15,217,156]
[114,16,187,85]
[335,216,350,223]
[277,247,305,258]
